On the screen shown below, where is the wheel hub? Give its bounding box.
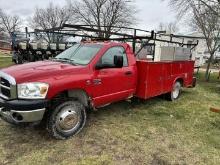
[173,84,181,99]
[56,108,80,132]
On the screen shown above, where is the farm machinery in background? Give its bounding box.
[11,29,76,64]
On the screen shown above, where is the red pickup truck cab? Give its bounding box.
[0,42,196,139]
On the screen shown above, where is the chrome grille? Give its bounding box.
[0,78,11,98]
[1,78,10,87]
[0,71,17,100]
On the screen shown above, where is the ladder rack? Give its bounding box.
[34,24,199,52]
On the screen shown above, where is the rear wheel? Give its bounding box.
[29,54,35,62]
[47,101,86,140]
[44,54,49,60]
[167,81,182,101]
[17,54,23,64]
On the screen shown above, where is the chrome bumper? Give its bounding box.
[0,107,46,123]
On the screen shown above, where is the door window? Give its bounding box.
[100,47,128,67]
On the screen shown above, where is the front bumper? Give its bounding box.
[0,97,48,123]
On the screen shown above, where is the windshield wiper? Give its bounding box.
[52,58,76,65]
[54,58,69,61]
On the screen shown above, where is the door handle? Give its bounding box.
[125,71,132,75]
[93,79,102,85]
[100,70,108,74]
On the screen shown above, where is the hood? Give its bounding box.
[1,61,86,83]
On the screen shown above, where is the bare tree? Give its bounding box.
[168,0,220,81]
[196,0,220,16]
[0,8,21,38]
[157,22,179,34]
[31,2,73,43]
[68,0,137,38]
[168,0,220,18]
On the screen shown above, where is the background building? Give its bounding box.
[186,32,220,67]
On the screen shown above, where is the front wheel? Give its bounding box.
[167,81,182,101]
[47,101,87,140]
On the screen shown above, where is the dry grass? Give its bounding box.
[0,60,220,165]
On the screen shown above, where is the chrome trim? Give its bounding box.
[0,71,17,100]
[11,109,46,122]
[0,93,9,100]
[0,108,46,123]
[0,71,16,85]
[0,84,10,90]
[0,107,15,123]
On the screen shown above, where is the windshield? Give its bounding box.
[55,44,102,65]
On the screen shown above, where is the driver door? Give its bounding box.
[92,46,135,107]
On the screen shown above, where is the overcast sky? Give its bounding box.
[0,0,179,31]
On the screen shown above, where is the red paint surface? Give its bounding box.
[136,60,194,99]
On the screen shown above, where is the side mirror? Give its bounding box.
[114,55,123,68]
[95,55,123,70]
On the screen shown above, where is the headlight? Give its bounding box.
[17,82,49,99]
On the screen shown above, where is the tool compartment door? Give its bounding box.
[136,61,164,99]
[146,63,164,98]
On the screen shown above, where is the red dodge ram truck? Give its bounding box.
[0,42,196,139]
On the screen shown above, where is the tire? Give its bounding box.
[46,101,87,140]
[17,54,23,64]
[13,59,17,64]
[167,81,182,101]
[29,54,35,62]
[44,54,49,60]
